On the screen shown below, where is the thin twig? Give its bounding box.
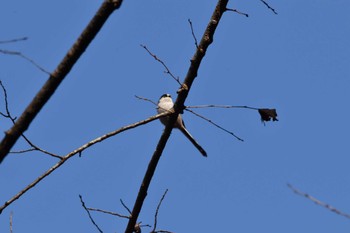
[0,49,50,75]
[185,108,244,141]
[87,207,130,219]
[9,148,36,154]
[186,104,259,110]
[9,211,13,233]
[19,134,63,159]
[152,189,169,232]
[135,95,158,106]
[225,8,249,17]
[188,19,199,48]
[0,80,62,159]
[140,44,181,85]
[0,80,11,118]
[287,183,350,220]
[79,195,103,233]
[0,111,171,214]
[259,0,278,14]
[120,199,132,215]
[0,37,28,44]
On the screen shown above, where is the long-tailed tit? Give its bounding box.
[157,94,207,157]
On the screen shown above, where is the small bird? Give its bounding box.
[157,94,207,157]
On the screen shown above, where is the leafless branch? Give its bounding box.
[186,104,258,110]
[0,49,50,75]
[1,80,62,159]
[79,195,104,233]
[0,0,124,164]
[0,37,28,44]
[225,8,249,17]
[125,1,230,232]
[9,211,13,233]
[135,95,158,106]
[186,104,278,124]
[0,111,171,214]
[151,189,168,233]
[259,0,278,15]
[140,44,181,85]
[87,207,130,219]
[120,199,132,215]
[0,80,11,118]
[18,134,63,159]
[9,148,37,154]
[287,183,350,220]
[185,108,244,141]
[188,19,199,49]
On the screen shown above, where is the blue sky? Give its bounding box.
[1,1,350,232]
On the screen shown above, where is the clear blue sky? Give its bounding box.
[1,1,350,232]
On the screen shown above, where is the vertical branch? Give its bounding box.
[124,1,229,232]
[0,0,123,163]
[9,211,13,233]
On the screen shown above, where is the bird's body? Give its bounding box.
[157,94,207,157]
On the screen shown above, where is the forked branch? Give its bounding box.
[0,111,171,214]
[124,1,230,232]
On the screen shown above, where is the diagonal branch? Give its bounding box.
[0,111,170,214]
[185,108,244,141]
[120,199,132,215]
[0,37,28,44]
[79,195,104,233]
[0,49,50,75]
[287,183,350,220]
[140,44,181,85]
[0,0,124,164]
[87,207,130,219]
[225,8,249,17]
[124,1,230,232]
[259,0,278,15]
[188,19,199,49]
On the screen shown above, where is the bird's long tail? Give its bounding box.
[180,127,207,157]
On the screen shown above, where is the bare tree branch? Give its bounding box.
[9,148,37,154]
[287,183,350,220]
[9,211,13,233]
[140,44,181,85]
[120,199,132,215]
[135,95,158,106]
[79,195,104,233]
[0,37,28,44]
[0,80,11,119]
[1,80,62,159]
[0,0,124,164]
[259,0,278,15]
[0,49,50,75]
[186,104,259,110]
[151,189,168,233]
[0,111,170,214]
[124,1,230,232]
[188,19,199,49]
[17,134,63,159]
[225,8,249,17]
[185,108,244,141]
[87,207,130,219]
